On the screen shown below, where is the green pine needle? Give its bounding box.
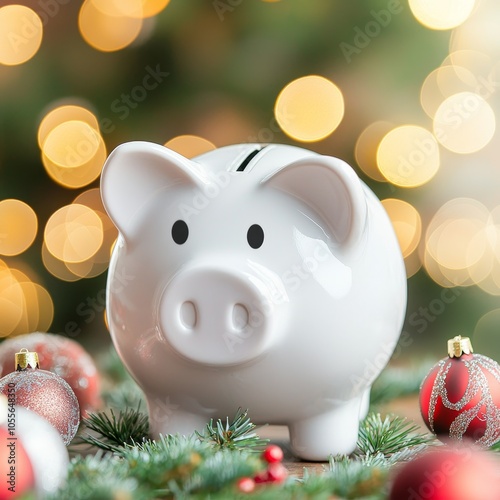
[196,408,269,452]
[76,406,149,453]
[356,413,434,458]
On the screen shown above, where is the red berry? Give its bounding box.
[253,470,270,484]
[263,444,284,463]
[267,462,288,484]
[237,477,256,493]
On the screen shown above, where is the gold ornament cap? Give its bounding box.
[15,348,39,371]
[447,335,473,358]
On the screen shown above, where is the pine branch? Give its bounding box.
[356,413,434,458]
[76,406,149,453]
[324,455,389,499]
[196,408,269,452]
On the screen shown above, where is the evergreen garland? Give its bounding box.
[55,352,440,499]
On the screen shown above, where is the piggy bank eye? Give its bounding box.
[247,224,264,249]
[172,220,189,245]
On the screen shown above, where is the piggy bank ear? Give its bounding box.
[101,141,208,237]
[262,155,367,250]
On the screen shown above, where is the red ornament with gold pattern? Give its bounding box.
[419,335,500,446]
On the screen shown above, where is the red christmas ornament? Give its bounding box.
[266,462,288,484]
[253,444,288,485]
[0,396,68,498]
[236,477,255,493]
[389,445,500,500]
[0,427,34,500]
[0,349,80,445]
[419,335,500,446]
[263,444,284,464]
[0,332,101,416]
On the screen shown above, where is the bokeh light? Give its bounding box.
[382,199,422,258]
[165,135,216,159]
[444,50,494,89]
[92,0,171,18]
[38,105,100,149]
[71,189,118,278]
[41,120,106,189]
[424,198,490,287]
[274,75,344,142]
[0,261,53,337]
[377,125,440,187]
[409,0,476,30]
[91,0,142,18]
[420,65,476,118]
[79,0,143,52]
[0,200,38,256]
[44,204,104,264]
[473,309,500,361]
[42,242,81,282]
[450,0,500,58]
[0,262,24,337]
[433,92,496,154]
[404,249,423,279]
[355,122,394,182]
[0,5,43,66]
[43,120,101,168]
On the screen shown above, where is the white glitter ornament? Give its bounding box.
[0,348,80,445]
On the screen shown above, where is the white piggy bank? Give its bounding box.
[101,142,407,460]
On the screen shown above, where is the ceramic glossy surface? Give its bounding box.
[101,142,407,460]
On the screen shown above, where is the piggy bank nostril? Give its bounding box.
[180,301,197,330]
[232,303,249,331]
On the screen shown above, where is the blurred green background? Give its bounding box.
[0,0,499,363]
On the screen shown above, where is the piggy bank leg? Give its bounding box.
[147,398,207,437]
[288,398,362,461]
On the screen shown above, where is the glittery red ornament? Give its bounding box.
[0,332,101,416]
[419,336,500,446]
[0,349,80,445]
[389,446,500,500]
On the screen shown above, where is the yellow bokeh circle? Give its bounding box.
[355,121,394,182]
[409,0,476,30]
[0,5,43,66]
[44,204,104,264]
[38,105,99,149]
[79,0,143,52]
[420,65,477,118]
[424,198,491,287]
[0,200,38,256]
[42,120,101,168]
[275,75,344,142]
[381,199,422,258]
[433,92,496,154]
[41,120,106,189]
[377,125,440,187]
[92,0,171,18]
[165,135,216,159]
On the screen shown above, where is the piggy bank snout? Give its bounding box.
[159,266,274,366]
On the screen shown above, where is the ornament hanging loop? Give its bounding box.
[15,348,39,371]
[447,335,473,358]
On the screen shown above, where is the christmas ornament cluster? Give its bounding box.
[0,332,101,499]
[237,444,287,493]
